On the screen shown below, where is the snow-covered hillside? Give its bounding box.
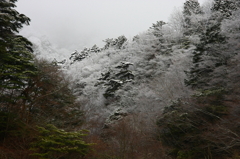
[29,27,197,128]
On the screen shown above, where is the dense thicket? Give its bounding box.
[1,0,240,158]
[0,0,91,158]
[0,0,36,105]
[158,0,240,158]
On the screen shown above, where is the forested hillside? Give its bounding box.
[1,0,240,158]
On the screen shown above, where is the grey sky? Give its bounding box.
[16,0,206,51]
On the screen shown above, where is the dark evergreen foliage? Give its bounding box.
[31,124,92,159]
[0,0,36,99]
[96,62,134,98]
[103,35,127,50]
[69,45,101,64]
[1,0,240,158]
[211,0,237,18]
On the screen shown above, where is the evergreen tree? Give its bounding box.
[182,0,203,35]
[96,62,134,98]
[90,44,101,53]
[211,0,237,18]
[185,16,226,88]
[115,35,127,49]
[69,48,92,64]
[149,21,166,38]
[0,0,36,94]
[103,38,114,50]
[185,0,239,89]
[31,124,92,159]
[103,35,127,50]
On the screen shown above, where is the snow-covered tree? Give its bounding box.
[90,44,101,53]
[183,0,203,35]
[185,1,239,89]
[103,35,127,50]
[149,21,166,38]
[96,62,134,98]
[211,0,237,18]
[69,49,89,64]
[167,8,185,42]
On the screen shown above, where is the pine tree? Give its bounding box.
[90,44,101,53]
[0,0,36,93]
[103,35,127,50]
[182,0,203,35]
[185,17,226,88]
[185,0,239,89]
[211,0,237,18]
[31,124,93,159]
[96,62,134,98]
[149,21,166,38]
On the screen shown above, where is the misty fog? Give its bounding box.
[16,0,206,53]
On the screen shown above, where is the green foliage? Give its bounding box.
[157,93,232,159]
[195,88,228,118]
[0,0,37,102]
[205,104,228,116]
[30,124,93,159]
[158,102,200,148]
[158,114,206,158]
[194,88,225,97]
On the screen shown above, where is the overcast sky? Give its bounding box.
[16,0,206,51]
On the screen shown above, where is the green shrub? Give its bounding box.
[157,97,231,159]
[30,124,93,159]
